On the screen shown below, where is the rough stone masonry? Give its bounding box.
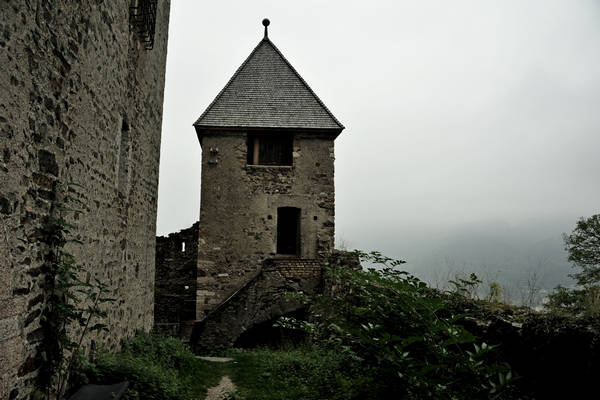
[0,1,170,398]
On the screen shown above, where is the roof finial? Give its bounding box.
[262,18,270,39]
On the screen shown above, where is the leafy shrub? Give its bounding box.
[73,332,223,400]
[546,284,600,317]
[306,251,516,399]
[120,331,198,372]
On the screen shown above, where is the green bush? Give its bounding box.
[546,284,600,317]
[73,332,224,400]
[120,331,197,372]
[305,251,517,399]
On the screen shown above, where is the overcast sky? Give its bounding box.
[157,0,600,283]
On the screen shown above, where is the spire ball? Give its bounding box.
[262,18,270,38]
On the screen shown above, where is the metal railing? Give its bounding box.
[129,0,157,50]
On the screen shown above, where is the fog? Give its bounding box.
[157,0,600,296]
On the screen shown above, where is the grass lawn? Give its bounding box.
[75,334,382,399]
[224,347,381,400]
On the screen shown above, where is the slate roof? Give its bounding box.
[193,36,344,133]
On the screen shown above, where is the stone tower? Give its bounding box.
[193,20,344,318]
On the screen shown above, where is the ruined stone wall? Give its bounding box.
[0,1,170,398]
[155,222,198,327]
[196,132,335,318]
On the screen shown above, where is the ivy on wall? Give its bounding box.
[35,183,114,399]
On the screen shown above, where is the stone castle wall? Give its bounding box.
[0,1,170,398]
[196,133,335,318]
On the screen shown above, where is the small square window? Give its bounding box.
[247,133,293,166]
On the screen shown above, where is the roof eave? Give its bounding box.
[194,124,344,145]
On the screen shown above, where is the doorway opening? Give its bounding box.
[277,207,300,256]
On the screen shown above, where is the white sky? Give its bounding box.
[157,0,600,280]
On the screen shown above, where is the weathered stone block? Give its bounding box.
[37,150,58,176]
[0,316,19,340]
[0,373,10,400]
[17,355,40,377]
[197,277,216,285]
[0,299,24,320]
[0,197,11,214]
[0,337,23,373]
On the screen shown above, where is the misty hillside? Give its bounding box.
[341,216,579,304]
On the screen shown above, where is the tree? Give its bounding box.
[563,214,600,286]
[547,215,600,316]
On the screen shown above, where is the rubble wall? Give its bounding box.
[155,222,198,328]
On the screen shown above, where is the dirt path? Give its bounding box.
[197,356,233,363]
[204,375,237,400]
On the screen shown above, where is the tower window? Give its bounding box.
[247,133,293,166]
[277,207,300,255]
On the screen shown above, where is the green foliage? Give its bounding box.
[273,316,316,334]
[305,251,516,399]
[563,214,600,286]
[228,347,379,400]
[74,351,184,400]
[449,272,483,299]
[73,332,225,400]
[546,284,600,317]
[120,331,198,371]
[547,215,600,316]
[37,183,114,399]
[351,249,407,268]
[487,282,502,303]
